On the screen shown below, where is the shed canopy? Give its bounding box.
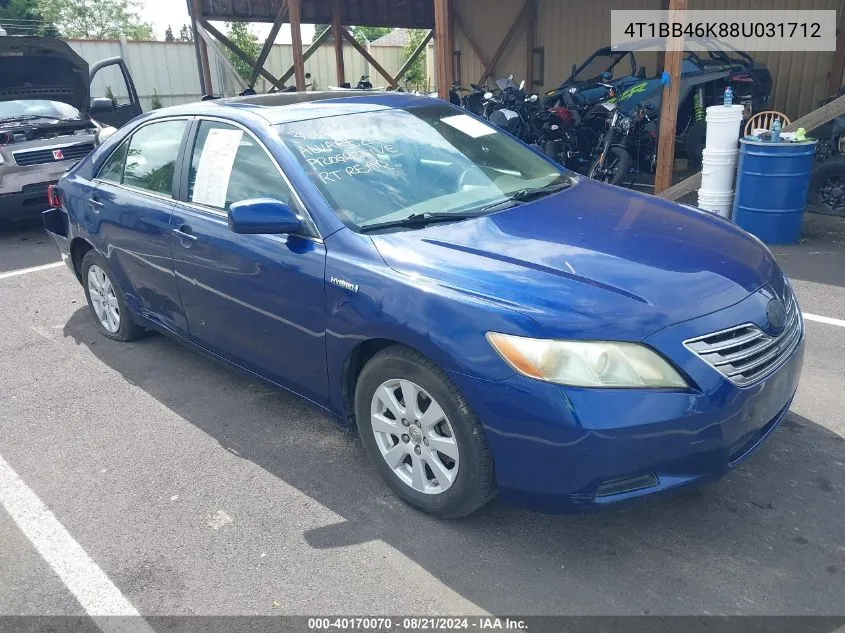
[195,0,435,28]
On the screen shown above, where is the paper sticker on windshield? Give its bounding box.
[192,128,243,208]
[440,114,497,138]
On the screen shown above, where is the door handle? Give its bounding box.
[173,225,197,247]
[88,197,104,213]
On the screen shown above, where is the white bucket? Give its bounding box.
[697,189,734,218]
[705,104,744,152]
[700,148,739,193]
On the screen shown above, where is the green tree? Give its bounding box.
[402,29,429,87]
[36,0,154,40]
[0,0,56,36]
[104,86,116,105]
[312,23,332,43]
[349,25,390,44]
[164,24,174,42]
[178,24,193,42]
[225,21,261,80]
[151,89,163,109]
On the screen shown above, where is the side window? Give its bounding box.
[122,120,187,197]
[188,121,295,211]
[97,141,129,183]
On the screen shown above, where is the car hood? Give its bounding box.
[0,36,90,114]
[369,178,776,341]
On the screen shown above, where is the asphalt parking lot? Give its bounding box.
[0,215,844,620]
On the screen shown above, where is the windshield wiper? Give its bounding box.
[0,115,45,124]
[359,212,478,233]
[509,181,572,203]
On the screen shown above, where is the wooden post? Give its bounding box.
[278,27,332,85]
[433,0,453,99]
[288,0,306,91]
[332,0,345,85]
[248,0,289,87]
[653,0,686,195]
[191,0,212,94]
[525,0,536,89]
[478,0,533,86]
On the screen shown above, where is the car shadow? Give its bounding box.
[0,219,60,274]
[769,214,845,290]
[62,308,845,615]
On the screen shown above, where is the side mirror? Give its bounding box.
[228,198,301,235]
[90,97,116,115]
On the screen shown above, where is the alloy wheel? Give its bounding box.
[87,264,120,333]
[370,378,460,495]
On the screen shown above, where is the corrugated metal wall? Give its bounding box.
[68,39,427,112]
[455,0,842,118]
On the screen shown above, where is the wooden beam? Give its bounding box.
[190,0,212,94]
[332,0,345,85]
[657,172,701,201]
[277,26,332,85]
[478,0,533,86]
[247,0,289,87]
[433,0,453,98]
[453,8,490,72]
[525,0,536,89]
[199,19,285,90]
[341,27,396,86]
[391,30,433,89]
[195,22,247,90]
[653,0,687,195]
[288,0,306,91]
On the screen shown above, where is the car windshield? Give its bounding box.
[0,100,81,121]
[277,104,569,231]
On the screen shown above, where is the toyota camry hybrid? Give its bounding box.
[43,92,804,518]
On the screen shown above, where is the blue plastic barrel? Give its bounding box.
[732,138,818,245]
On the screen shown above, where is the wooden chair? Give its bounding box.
[744,110,791,135]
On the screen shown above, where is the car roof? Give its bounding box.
[146,91,441,126]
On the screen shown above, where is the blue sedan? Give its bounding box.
[43,92,804,517]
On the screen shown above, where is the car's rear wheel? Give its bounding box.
[81,250,145,342]
[355,345,495,518]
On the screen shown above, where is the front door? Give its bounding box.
[91,118,190,335]
[89,59,142,128]
[170,119,328,404]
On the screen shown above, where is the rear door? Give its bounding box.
[91,117,191,335]
[170,118,328,403]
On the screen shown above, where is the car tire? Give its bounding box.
[81,250,146,342]
[685,120,707,168]
[354,345,496,518]
[807,157,845,217]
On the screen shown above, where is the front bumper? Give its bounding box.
[451,290,805,512]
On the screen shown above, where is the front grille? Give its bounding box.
[684,288,802,387]
[13,143,95,167]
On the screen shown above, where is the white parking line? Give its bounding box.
[0,455,154,632]
[0,261,64,280]
[803,313,845,328]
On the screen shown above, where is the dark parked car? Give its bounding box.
[44,92,803,517]
[0,36,140,221]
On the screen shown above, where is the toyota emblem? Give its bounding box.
[766,298,786,332]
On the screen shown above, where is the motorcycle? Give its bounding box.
[807,88,845,216]
[588,102,658,186]
[482,77,541,143]
[448,82,489,116]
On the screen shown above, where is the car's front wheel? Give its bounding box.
[81,250,145,342]
[355,345,495,518]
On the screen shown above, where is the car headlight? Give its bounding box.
[486,333,688,388]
